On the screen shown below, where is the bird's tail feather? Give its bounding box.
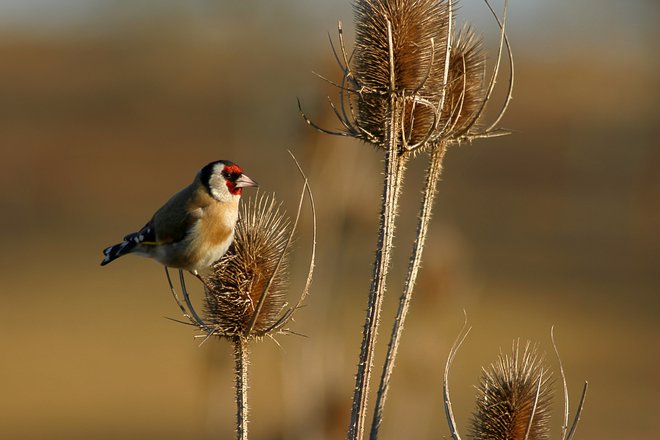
[100,240,137,266]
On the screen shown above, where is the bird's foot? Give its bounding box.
[192,270,214,292]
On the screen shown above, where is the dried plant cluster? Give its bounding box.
[352,0,452,147]
[469,342,553,440]
[204,194,292,338]
[299,1,515,439]
[304,0,512,154]
[150,1,590,440]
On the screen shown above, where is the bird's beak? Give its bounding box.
[235,174,258,189]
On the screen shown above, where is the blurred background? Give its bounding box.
[1,1,658,439]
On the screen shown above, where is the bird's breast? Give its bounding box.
[186,201,239,271]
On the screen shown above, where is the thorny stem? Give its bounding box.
[349,22,407,437]
[349,101,406,440]
[369,142,447,439]
[233,336,249,440]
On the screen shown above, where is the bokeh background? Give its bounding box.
[1,1,658,439]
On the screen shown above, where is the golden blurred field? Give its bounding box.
[1,2,658,439]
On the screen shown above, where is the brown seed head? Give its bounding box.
[469,341,553,440]
[352,0,451,147]
[302,0,511,150]
[204,194,291,339]
[442,25,487,138]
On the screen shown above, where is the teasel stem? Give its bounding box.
[233,335,249,440]
[349,21,408,440]
[552,327,588,440]
[370,141,448,439]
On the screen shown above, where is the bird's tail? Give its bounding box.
[101,239,138,266]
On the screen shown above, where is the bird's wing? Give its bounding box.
[148,184,210,245]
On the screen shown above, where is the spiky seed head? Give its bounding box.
[443,26,487,138]
[204,193,291,339]
[352,0,450,147]
[469,341,553,440]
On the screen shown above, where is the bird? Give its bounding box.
[101,160,258,274]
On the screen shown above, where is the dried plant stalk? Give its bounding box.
[369,6,518,440]
[349,88,408,440]
[346,1,507,438]
[346,1,458,437]
[371,22,490,437]
[301,1,513,439]
[233,336,249,440]
[469,341,553,440]
[370,142,447,439]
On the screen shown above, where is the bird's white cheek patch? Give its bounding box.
[209,172,233,202]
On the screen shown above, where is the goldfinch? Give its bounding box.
[101,160,257,273]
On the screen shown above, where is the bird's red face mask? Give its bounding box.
[224,165,258,195]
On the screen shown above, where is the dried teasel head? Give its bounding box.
[351,0,451,148]
[442,25,488,139]
[203,193,293,339]
[469,341,553,440]
[301,0,513,152]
